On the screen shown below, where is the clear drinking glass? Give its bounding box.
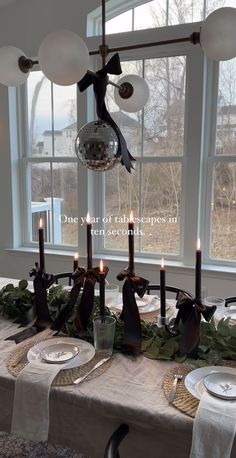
[203,297,226,321]
[93,316,116,356]
[95,284,119,308]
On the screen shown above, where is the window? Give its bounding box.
[205,57,236,262]
[88,0,236,37]
[22,71,79,247]
[102,56,186,255]
[16,0,236,266]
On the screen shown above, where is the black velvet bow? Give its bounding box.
[52,265,109,333]
[78,53,135,173]
[169,291,216,355]
[29,263,55,325]
[117,269,149,354]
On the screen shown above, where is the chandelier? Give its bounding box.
[0,3,236,171]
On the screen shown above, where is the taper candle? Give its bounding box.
[195,238,201,301]
[73,252,79,272]
[86,212,92,270]
[160,258,166,318]
[128,211,134,273]
[99,260,105,317]
[38,218,45,273]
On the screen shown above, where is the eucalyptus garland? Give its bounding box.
[0,281,236,365]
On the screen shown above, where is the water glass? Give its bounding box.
[93,316,116,356]
[203,297,226,321]
[95,283,119,308]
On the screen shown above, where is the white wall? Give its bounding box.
[0,0,236,298]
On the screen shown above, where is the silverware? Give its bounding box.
[168,373,183,404]
[73,356,111,385]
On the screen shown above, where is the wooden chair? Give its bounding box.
[146,284,191,299]
[54,272,74,286]
[225,297,236,307]
[104,424,129,458]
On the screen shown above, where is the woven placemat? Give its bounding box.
[163,365,198,418]
[163,362,236,418]
[7,331,112,386]
[141,305,174,323]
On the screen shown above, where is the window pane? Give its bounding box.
[106,10,133,34]
[168,0,203,25]
[27,72,52,157]
[144,56,186,156]
[53,84,77,157]
[206,0,236,17]
[31,163,52,242]
[210,162,236,260]
[141,163,181,254]
[104,165,140,251]
[216,58,236,155]
[134,0,166,30]
[106,60,143,157]
[53,163,78,246]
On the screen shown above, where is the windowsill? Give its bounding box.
[4,247,236,280]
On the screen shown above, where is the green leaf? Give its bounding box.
[19,280,28,290]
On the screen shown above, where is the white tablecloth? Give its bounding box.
[0,277,236,458]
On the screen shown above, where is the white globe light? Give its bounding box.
[0,46,29,86]
[114,74,149,112]
[38,30,89,86]
[201,7,236,61]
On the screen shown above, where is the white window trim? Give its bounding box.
[89,24,205,266]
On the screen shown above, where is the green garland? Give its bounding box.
[1,281,236,365]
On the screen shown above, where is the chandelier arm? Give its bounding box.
[89,32,200,56]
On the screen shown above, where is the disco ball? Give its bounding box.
[75,120,120,171]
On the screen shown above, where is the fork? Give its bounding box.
[168,373,183,404]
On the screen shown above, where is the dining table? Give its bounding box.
[0,277,236,458]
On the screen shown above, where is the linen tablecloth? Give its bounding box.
[0,277,236,457]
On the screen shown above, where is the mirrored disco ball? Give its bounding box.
[75,120,120,171]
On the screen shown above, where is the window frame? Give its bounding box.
[88,25,205,266]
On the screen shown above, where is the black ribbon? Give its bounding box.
[117,269,149,354]
[168,291,216,355]
[52,265,109,333]
[78,53,135,173]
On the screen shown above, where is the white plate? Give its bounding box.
[203,372,236,400]
[40,343,80,364]
[28,337,95,369]
[111,294,160,314]
[225,306,236,321]
[185,366,236,400]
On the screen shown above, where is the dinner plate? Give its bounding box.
[203,372,236,400]
[40,343,80,364]
[185,366,236,400]
[111,294,160,314]
[225,305,236,322]
[27,337,95,369]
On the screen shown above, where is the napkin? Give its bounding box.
[113,293,160,312]
[190,390,236,458]
[11,360,62,442]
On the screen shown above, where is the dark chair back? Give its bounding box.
[146,284,191,299]
[54,272,74,286]
[225,297,236,307]
[104,424,129,458]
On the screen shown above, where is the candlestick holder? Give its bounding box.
[157,316,169,327]
[29,262,55,329]
[117,267,149,355]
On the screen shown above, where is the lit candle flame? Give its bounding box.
[74,252,79,260]
[86,212,91,224]
[161,258,164,269]
[39,218,43,229]
[100,260,103,273]
[197,238,201,250]
[129,211,134,223]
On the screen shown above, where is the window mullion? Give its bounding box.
[182,46,205,265]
